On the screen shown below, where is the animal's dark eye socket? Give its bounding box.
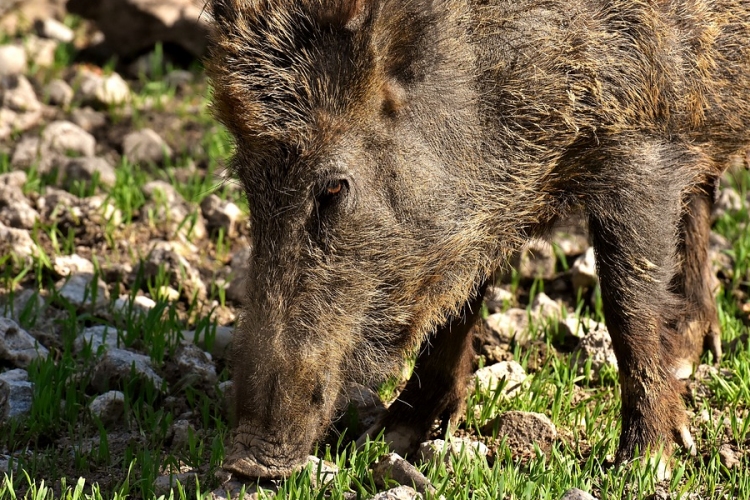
[317,178,349,203]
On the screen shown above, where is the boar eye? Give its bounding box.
[316,178,349,209]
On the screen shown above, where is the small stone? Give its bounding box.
[0,221,37,260]
[557,316,604,340]
[141,244,207,301]
[56,273,110,309]
[70,107,106,132]
[0,198,40,229]
[35,18,74,43]
[53,254,95,277]
[74,325,120,354]
[531,292,563,320]
[155,286,181,301]
[200,194,244,237]
[0,170,27,189]
[518,239,556,279]
[0,75,42,140]
[64,157,117,188]
[372,453,434,495]
[481,411,557,456]
[484,285,514,313]
[95,73,130,106]
[570,322,618,382]
[44,79,74,107]
[371,486,421,500]
[0,45,26,76]
[183,325,233,360]
[112,295,157,317]
[171,419,196,449]
[154,472,198,497]
[0,317,49,368]
[719,444,739,469]
[91,348,164,392]
[552,232,589,257]
[306,455,339,487]
[173,344,217,386]
[418,438,488,464]
[560,488,598,500]
[123,129,172,164]
[0,368,34,421]
[166,69,194,88]
[473,360,527,396]
[484,309,529,344]
[40,120,96,158]
[713,188,743,219]
[22,36,58,68]
[88,390,125,426]
[571,247,597,292]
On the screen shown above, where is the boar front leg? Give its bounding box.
[359,282,488,455]
[585,144,697,466]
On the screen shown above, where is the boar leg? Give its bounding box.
[671,179,722,376]
[586,154,695,464]
[362,282,488,455]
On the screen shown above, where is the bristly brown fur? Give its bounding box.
[206,0,750,478]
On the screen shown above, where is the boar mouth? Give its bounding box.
[223,427,310,479]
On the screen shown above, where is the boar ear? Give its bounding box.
[323,0,371,30]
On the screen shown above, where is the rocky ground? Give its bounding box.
[0,2,749,500]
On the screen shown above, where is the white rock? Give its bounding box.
[0,199,40,229]
[95,73,130,106]
[92,348,163,391]
[53,254,95,277]
[123,129,172,164]
[473,360,527,397]
[571,247,597,292]
[88,390,125,425]
[570,322,618,381]
[10,136,40,169]
[64,157,117,187]
[0,170,27,189]
[518,239,556,279]
[182,325,232,360]
[484,309,529,343]
[418,437,488,464]
[173,344,217,385]
[372,453,433,495]
[23,35,58,68]
[560,488,599,500]
[0,368,34,420]
[112,294,157,317]
[56,273,110,309]
[0,76,42,140]
[200,194,244,237]
[36,18,74,43]
[370,486,422,500]
[484,285,514,313]
[74,325,121,354]
[0,45,26,76]
[530,292,563,320]
[481,411,557,455]
[44,79,74,107]
[0,316,49,367]
[40,120,96,158]
[0,221,37,260]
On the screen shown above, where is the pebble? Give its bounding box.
[166,69,194,88]
[182,325,233,360]
[23,36,58,67]
[64,157,117,188]
[10,136,40,169]
[0,197,40,229]
[40,120,96,158]
[142,245,207,301]
[560,489,598,500]
[0,316,49,368]
[483,285,514,313]
[95,73,130,106]
[154,472,198,498]
[418,438,488,465]
[44,79,74,107]
[0,170,27,188]
[570,321,618,381]
[112,294,157,317]
[73,325,121,354]
[473,360,527,396]
[372,453,434,495]
[123,128,172,164]
[35,18,74,43]
[481,411,557,456]
[91,348,164,392]
[306,455,339,487]
[531,292,564,320]
[0,368,34,421]
[57,273,110,310]
[370,486,422,500]
[0,44,26,76]
[484,309,529,344]
[719,443,739,469]
[0,221,38,260]
[226,246,251,303]
[200,194,244,237]
[571,247,597,292]
[70,107,107,132]
[173,344,218,386]
[170,419,196,448]
[88,390,125,426]
[0,75,42,140]
[53,254,95,277]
